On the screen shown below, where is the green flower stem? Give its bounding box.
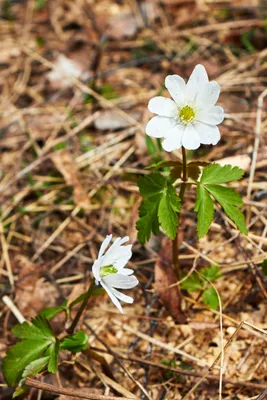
[66,277,95,335]
[172,146,188,279]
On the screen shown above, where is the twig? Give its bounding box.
[25,378,133,400]
[90,347,267,391]
[256,388,267,400]
[2,296,26,323]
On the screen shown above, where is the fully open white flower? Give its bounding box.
[146,64,224,151]
[92,235,138,313]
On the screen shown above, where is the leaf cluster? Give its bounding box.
[3,305,89,397]
[181,265,221,310]
[194,164,247,238]
[136,172,181,244]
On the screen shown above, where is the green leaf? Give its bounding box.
[22,356,49,380]
[3,340,51,387]
[46,340,60,373]
[180,273,203,292]
[61,331,89,353]
[12,316,54,341]
[136,200,160,244]
[262,259,267,276]
[158,185,181,239]
[39,300,68,320]
[3,317,57,387]
[201,164,244,185]
[137,173,181,243]
[195,163,247,238]
[202,286,219,310]
[194,184,214,238]
[200,265,222,282]
[206,185,247,234]
[13,385,28,398]
[138,173,166,198]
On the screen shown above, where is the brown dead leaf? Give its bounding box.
[51,149,90,209]
[155,239,187,323]
[15,256,59,318]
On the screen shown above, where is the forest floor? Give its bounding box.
[0,0,267,399]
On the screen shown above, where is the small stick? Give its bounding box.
[25,378,133,400]
[2,296,26,323]
[256,388,267,400]
[90,347,267,391]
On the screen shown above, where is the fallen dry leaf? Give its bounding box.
[155,239,187,323]
[51,149,90,209]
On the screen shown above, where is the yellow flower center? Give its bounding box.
[100,264,118,278]
[179,105,195,124]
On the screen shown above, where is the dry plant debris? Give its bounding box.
[0,0,267,399]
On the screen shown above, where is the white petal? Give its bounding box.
[92,259,102,282]
[98,234,112,258]
[103,245,132,270]
[119,268,134,275]
[182,125,201,150]
[194,122,221,145]
[197,106,224,125]
[162,126,184,152]
[148,97,177,117]
[186,64,209,101]
[110,287,134,304]
[196,82,221,107]
[165,75,186,104]
[117,236,129,245]
[101,281,123,313]
[146,116,176,138]
[104,274,139,289]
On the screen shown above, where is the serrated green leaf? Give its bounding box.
[12,316,54,341]
[180,273,203,292]
[136,199,159,245]
[138,173,166,198]
[39,300,68,320]
[61,331,89,353]
[201,163,244,185]
[262,259,267,276]
[200,265,222,282]
[13,385,28,398]
[158,185,181,239]
[194,184,214,239]
[3,340,51,387]
[206,185,243,206]
[22,356,49,380]
[202,286,219,310]
[46,340,60,373]
[206,185,247,234]
[137,173,180,243]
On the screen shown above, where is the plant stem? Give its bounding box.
[172,146,188,279]
[66,277,95,335]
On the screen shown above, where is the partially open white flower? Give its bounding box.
[92,235,138,313]
[146,64,224,151]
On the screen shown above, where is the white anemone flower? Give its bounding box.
[146,64,224,151]
[92,235,138,313]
